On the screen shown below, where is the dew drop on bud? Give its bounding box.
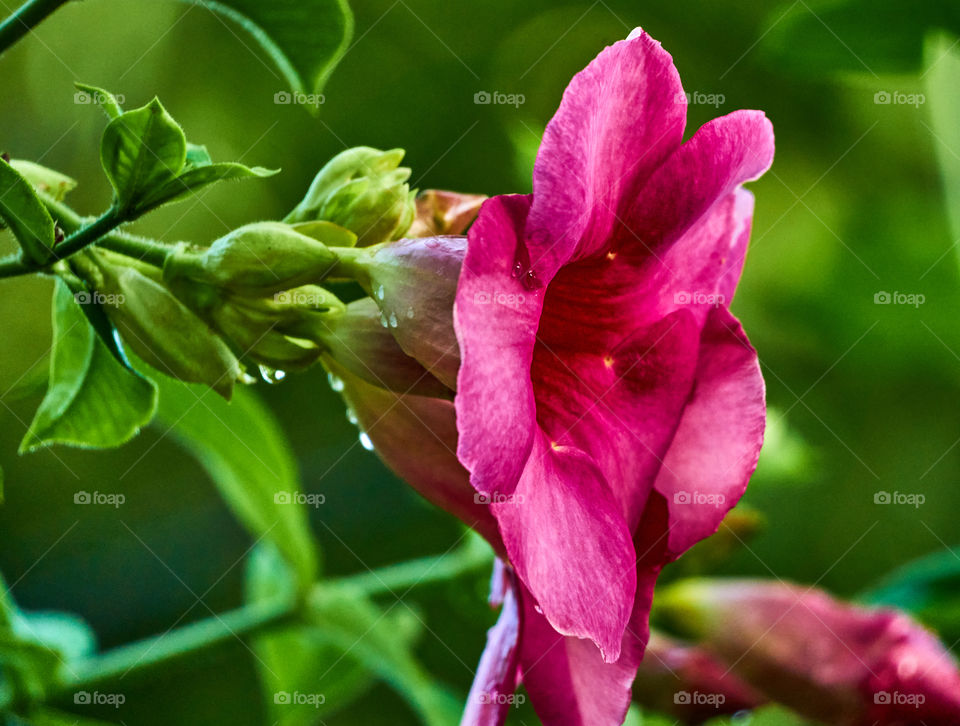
[379,312,388,328]
[388,312,398,328]
[327,371,345,392]
[259,365,286,384]
[345,407,358,425]
[522,268,543,290]
[376,284,385,300]
[359,431,375,451]
[239,371,259,386]
[406,307,414,319]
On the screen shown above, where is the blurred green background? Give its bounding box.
[0,0,958,723]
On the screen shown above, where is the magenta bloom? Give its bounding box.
[453,26,772,722]
[660,579,960,725]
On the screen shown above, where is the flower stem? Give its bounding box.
[0,596,297,713]
[0,0,70,55]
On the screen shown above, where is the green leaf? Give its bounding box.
[100,98,187,216]
[150,373,318,589]
[147,161,278,209]
[246,545,374,725]
[185,142,213,167]
[20,281,158,453]
[185,0,354,97]
[74,83,125,119]
[925,32,960,255]
[9,160,77,202]
[0,158,57,265]
[862,547,960,644]
[304,586,461,726]
[58,274,137,372]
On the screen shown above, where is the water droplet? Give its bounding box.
[406,307,414,319]
[359,431,375,451]
[522,268,543,290]
[533,605,543,615]
[345,407,358,425]
[239,371,259,386]
[511,261,523,279]
[379,312,388,328]
[327,371,344,392]
[376,284,385,300]
[389,312,398,328]
[259,365,286,384]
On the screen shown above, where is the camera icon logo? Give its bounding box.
[74,91,92,104]
[874,691,892,704]
[274,691,291,705]
[874,291,891,304]
[274,491,292,504]
[274,291,292,304]
[73,291,91,304]
[274,91,292,104]
[474,91,491,105]
[674,691,692,705]
[874,91,891,105]
[474,291,491,305]
[673,291,691,305]
[74,691,92,704]
[74,491,91,504]
[874,491,892,504]
[674,491,690,504]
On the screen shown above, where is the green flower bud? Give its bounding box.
[91,260,241,399]
[164,222,340,295]
[285,147,416,246]
[209,300,322,372]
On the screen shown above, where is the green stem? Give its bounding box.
[0,596,297,713]
[0,0,69,55]
[44,196,171,267]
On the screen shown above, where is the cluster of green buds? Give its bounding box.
[66,146,484,402]
[285,147,417,247]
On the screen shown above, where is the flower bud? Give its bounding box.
[407,189,486,237]
[285,147,416,246]
[632,631,765,723]
[91,260,241,399]
[655,578,960,725]
[164,222,340,295]
[308,298,451,399]
[333,236,464,390]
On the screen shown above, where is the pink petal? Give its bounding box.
[527,28,686,268]
[530,309,701,528]
[461,566,523,726]
[620,109,774,255]
[494,434,636,662]
[653,306,766,557]
[518,579,643,726]
[454,195,541,496]
[325,359,503,550]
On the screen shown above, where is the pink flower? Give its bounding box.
[658,579,960,725]
[325,25,773,726]
[451,25,772,721]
